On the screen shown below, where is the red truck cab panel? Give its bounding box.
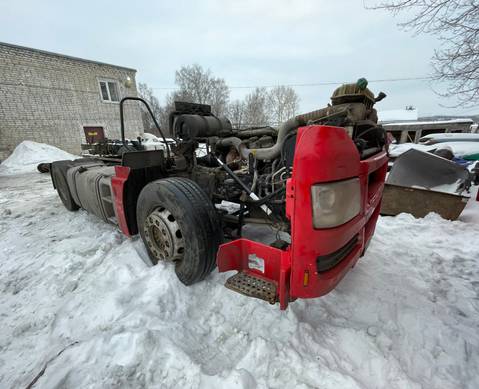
[288,125,387,298]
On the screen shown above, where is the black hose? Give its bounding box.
[213,155,274,216]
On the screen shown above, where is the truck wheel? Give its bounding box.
[137,177,222,285]
[51,165,79,211]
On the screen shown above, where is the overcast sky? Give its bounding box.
[1,0,476,117]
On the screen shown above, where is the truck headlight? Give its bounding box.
[311,178,361,228]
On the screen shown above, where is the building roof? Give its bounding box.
[382,118,474,134]
[0,41,136,72]
[384,118,474,127]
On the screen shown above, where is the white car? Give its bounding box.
[140,133,175,151]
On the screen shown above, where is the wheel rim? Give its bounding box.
[144,207,185,262]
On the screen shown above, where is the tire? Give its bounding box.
[51,162,79,212]
[137,177,223,285]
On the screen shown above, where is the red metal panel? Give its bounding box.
[288,125,387,298]
[111,165,131,236]
[217,238,291,309]
[217,239,283,281]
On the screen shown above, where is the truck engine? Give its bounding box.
[169,80,386,232]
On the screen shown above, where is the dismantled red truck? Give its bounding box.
[49,80,388,309]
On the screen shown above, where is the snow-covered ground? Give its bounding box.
[1,143,479,388]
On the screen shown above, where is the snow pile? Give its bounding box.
[0,141,76,175]
[0,173,478,388]
[389,143,433,158]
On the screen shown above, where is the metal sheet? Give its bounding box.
[387,148,469,194]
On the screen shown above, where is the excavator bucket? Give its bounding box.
[381,149,470,220]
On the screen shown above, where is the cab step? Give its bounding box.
[225,271,277,304]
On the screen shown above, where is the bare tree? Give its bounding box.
[138,82,162,134]
[367,0,479,105]
[267,86,299,124]
[157,65,300,133]
[172,64,230,116]
[242,87,270,127]
[228,100,246,129]
[158,94,175,136]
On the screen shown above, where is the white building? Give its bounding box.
[0,42,143,159]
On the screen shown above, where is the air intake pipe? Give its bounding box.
[216,105,349,161]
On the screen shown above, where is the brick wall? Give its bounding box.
[0,43,144,160]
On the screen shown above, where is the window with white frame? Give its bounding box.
[98,79,120,102]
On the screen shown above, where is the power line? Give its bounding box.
[151,76,434,90]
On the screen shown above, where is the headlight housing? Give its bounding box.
[311,178,361,228]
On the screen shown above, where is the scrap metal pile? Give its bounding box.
[381,139,479,220]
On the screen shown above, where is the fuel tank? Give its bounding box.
[68,164,118,223]
[51,159,118,224]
